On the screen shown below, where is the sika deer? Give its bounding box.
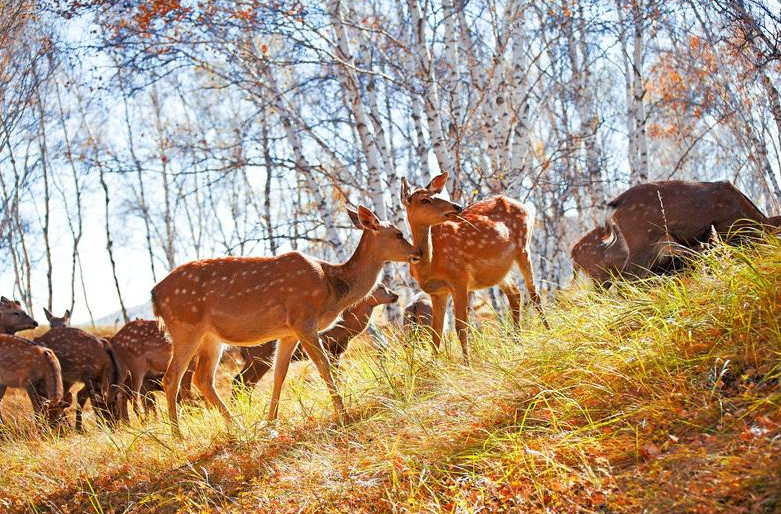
[107,319,195,420]
[0,334,65,427]
[603,180,778,279]
[403,292,433,334]
[0,297,38,334]
[233,284,399,390]
[34,328,121,431]
[152,205,420,433]
[43,308,71,328]
[400,172,546,364]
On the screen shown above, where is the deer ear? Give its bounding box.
[346,207,362,229]
[356,205,381,232]
[400,177,411,206]
[0,296,9,304]
[44,308,53,321]
[426,172,449,194]
[64,309,71,320]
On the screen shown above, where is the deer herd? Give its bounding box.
[1,174,779,435]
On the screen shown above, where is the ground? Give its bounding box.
[1,237,780,513]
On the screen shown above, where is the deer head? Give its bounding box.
[44,308,71,329]
[365,283,399,306]
[400,172,463,227]
[346,205,422,264]
[0,297,38,334]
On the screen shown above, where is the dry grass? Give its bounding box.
[2,237,780,513]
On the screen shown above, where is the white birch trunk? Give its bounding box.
[632,0,649,183]
[508,8,531,197]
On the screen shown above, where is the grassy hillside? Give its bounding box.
[2,237,780,513]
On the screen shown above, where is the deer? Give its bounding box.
[233,283,399,390]
[152,205,421,434]
[400,172,546,364]
[34,328,122,431]
[107,319,195,421]
[601,180,780,279]
[43,308,71,328]
[0,297,38,335]
[402,292,433,334]
[0,334,65,428]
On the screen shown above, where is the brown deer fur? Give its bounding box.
[603,180,776,279]
[233,284,399,390]
[34,328,120,431]
[0,334,65,426]
[0,297,38,334]
[43,308,71,328]
[400,172,546,364]
[152,205,421,433]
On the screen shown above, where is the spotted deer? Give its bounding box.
[602,180,780,279]
[152,206,421,433]
[0,297,38,334]
[0,334,65,427]
[400,172,546,364]
[34,328,121,431]
[233,283,399,390]
[402,292,433,334]
[107,319,195,420]
[43,308,71,328]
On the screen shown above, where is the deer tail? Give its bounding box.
[522,201,537,247]
[40,348,64,404]
[150,287,167,333]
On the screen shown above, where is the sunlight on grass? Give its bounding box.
[2,236,781,513]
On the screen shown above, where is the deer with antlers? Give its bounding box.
[0,297,38,335]
[152,206,421,433]
[0,334,65,428]
[233,283,399,390]
[400,172,546,364]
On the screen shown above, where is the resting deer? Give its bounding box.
[603,180,779,279]
[43,308,71,328]
[0,334,65,427]
[107,319,195,420]
[400,172,546,364]
[0,297,38,334]
[34,328,121,431]
[233,283,399,390]
[152,205,421,433]
[403,292,433,334]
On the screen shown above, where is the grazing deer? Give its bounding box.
[0,334,65,427]
[400,172,546,364]
[152,205,421,433]
[43,308,71,328]
[233,283,399,390]
[602,180,778,279]
[0,297,38,334]
[403,292,433,333]
[34,328,121,431]
[107,319,195,420]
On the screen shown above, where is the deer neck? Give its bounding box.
[340,301,375,334]
[331,232,384,309]
[409,221,434,275]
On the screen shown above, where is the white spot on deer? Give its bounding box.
[191,306,198,313]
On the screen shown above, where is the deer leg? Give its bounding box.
[192,339,230,422]
[75,385,93,432]
[26,384,45,425]
[516,250,549,329]
[452,287,471,366]
[429,293,448,352]
[232,344,275,395]
[295,327,346,424]
[162,326,202,436]
[267,336,299,421]
[130,370,148,419]
[499,280,522,327]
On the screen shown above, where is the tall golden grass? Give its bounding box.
[1,236,780,513]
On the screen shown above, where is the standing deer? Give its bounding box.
[400,172,546,364]
[34,328,121,431]
[603,180,778,279]
[152,206,421,433]
[233,283,399,390]
[0,334,65,427]
[107,319,195,420]
[0,297,38,334]
[43,308,71,328]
